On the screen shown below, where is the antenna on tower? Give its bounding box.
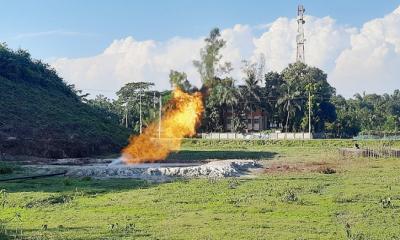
[296,5,306,63]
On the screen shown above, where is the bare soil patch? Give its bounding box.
[264,161,338,174]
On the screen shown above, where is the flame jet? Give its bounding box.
[122,88,204,164]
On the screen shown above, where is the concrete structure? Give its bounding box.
[201,132,313,140]
[224,108,270,132]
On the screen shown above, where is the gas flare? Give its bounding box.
[122,88,204,163]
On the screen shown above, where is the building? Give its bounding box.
[224,108,273,132]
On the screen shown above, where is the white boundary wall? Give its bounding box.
[201,132,313,140]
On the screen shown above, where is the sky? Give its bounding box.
[1,0,400,98]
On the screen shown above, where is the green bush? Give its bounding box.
[0,166,13,174]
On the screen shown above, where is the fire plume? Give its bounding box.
[122,88,204,163]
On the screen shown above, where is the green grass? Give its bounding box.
[1,143,400,239]
[182,138,400,149]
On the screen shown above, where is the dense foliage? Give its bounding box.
[186,29,337,133]
[0,43,130,158]
[188,29,399,137]
[328,91,400,137]
[82,28,400,138]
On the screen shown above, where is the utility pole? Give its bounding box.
[139,93,142,134]
[308,90,311,136]
[158,94,162,139]
[125,103,128,128]
[153,91,156,119]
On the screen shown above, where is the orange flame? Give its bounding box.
[122,88,204,163]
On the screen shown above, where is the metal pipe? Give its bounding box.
[0,171,67,182]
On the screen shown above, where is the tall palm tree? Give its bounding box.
[214,78,239,131]
[278,81,302,132]
[241,61,262,131]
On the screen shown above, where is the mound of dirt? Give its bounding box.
[65,159,261,180]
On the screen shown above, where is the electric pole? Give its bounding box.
[153,91,156,119]
[308,90,311,136]
[125,103,128,128]
[139,93,142,134]
[158,94,162,139]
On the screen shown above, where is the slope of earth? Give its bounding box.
[0,44,129,158]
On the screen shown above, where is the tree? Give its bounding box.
[264,71,284,126]
[169,70,192,92]
[67,84,90,102]
[277,80,302,132]
[193,28,234,132]
[88,94,121,125]
[213,78,241,131]
[116,82,156,132]
[193,28,226,88]
[330,90,400,137]
[278,62,335,132]
[240,60,263,131]
[328,95,361,138]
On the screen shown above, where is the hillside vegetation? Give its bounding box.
[0,44,129,158]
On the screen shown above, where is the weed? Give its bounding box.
[309,184,324,194]
[26,194,73,208]
[282,189,298,202]
[0,166,13,174]
[319,167,336,174]
[335,194,360,204]
[63,179,72,186]
[228,178,240,189]
[207,176,218,184]
[109,222,138,235]
[0,189,7,208]
[381,197,392,208]
[81,176,92,181]
[345,223,352,239]
[259,208,273,214]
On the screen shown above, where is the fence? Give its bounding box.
[339,146,400,158]
[353,131,400,140]
[200,132,313,140]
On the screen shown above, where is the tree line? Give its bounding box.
[88,29,400,138]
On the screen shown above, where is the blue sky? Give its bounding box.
[1,0,400,60]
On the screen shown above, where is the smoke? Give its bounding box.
[122,88,204,163]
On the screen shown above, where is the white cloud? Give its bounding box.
[53,36,204,97]
[330,6,400,96]
[52,5,400,98]
[252,16,354,73]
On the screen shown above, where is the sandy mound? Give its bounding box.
[66,159,261,180]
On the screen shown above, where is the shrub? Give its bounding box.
[319,167,336,174]
[282,189,298,202]
[0,166,13,174]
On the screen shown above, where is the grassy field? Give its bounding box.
[1,141,400,239]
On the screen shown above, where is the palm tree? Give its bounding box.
[214,78,239,131]
[241,61,262,131]
[278,81,302,132]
